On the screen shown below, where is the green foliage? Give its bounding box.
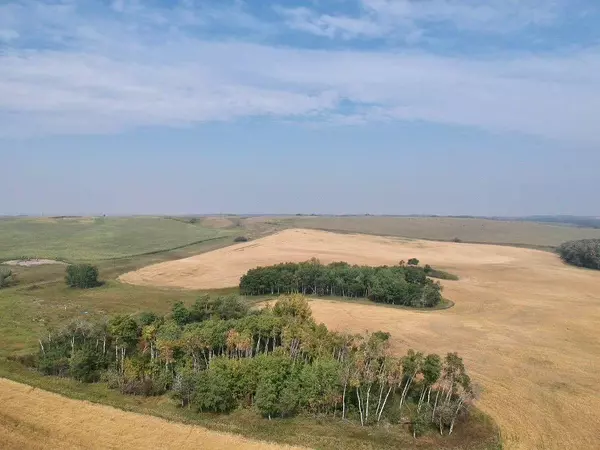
[65,264,100,288]
[0,267,15,288]
[171,301,191,326]
[558,239,600,270]
[69,346,107,382]
[193,361,237,413]
[407,258,420,266]
[31,295,474,438]
[240,260,447,308]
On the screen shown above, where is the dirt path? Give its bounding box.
[0,378,301,450]
[121,229,600,449]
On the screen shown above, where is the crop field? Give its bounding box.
[244,216,600,248]
[0,216,231,261]
[0,378,299,450]
[121,228,600,450]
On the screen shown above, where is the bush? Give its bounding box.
[0,267,15,288]
[234,236,249,242]
[558,239,600,270]
[65,264,100,288]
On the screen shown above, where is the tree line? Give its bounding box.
[558,239,600,270]
[34,294,473,437]
[239,259,456,308]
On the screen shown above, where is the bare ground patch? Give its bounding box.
[2,259,66,267]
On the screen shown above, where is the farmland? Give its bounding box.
[247,216,600,248]
[2,216,600,449]
[122,228,600,449]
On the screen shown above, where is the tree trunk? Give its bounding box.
[375,382,385,422]
[398,375,414,418]
[432,389,440,420]
[449,398,464,435]
[356,388,364,426]
[38,339,45,355]
[342,381,347,419]
[377,386,394,423]
[365,383,372,424]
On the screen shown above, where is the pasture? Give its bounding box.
[0,216,231,261]
[122,228,600,450]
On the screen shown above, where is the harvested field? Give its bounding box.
[121,229,600,450]
[0,378,300,450]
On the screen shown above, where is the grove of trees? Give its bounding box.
[65,264,100,288]
[34,294,473,437]
[558,239,600,270]
[239,259,454,308]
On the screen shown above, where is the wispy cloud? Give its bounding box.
[0,0,599,144]
[275,0,566,41]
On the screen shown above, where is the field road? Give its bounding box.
[122,228,600,450]
[0,378,302,450]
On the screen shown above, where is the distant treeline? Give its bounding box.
[558,239,600,270]
[240,259,457,308]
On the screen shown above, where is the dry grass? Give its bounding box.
[246,216,600,248]
[0,378,301,450]
[122,228,600,450]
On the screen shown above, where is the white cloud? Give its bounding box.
[0,0,598,145]
[276,0,564,40]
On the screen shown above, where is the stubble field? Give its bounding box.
[0,378,300,450]
[122,228,600,450]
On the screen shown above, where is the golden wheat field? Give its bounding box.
[0,378,301,450]
[122,229,600,450]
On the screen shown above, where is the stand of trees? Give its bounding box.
[558,239,600,270]
[65,264,101,288]
[239,259,454,308]
[34,294,473,437]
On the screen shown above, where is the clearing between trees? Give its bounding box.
[121,228,600,449]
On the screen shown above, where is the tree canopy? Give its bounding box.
[34,294,474,437]
[239,259,449,308]
[65,264,100,288]
[558,239,600,270]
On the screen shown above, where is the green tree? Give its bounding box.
[0,267,14,288]
[171,301,191,326]
[65,264,100,288]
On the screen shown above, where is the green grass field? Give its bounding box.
[0,216,232,261]
[249,216,600,248]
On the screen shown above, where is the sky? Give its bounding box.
[1,0,599,216]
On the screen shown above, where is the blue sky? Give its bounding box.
[1,0,599,216]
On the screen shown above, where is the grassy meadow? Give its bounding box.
[0,216,234,261]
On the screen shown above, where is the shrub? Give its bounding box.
[452,237,462,243]
[65,264,100,288]
[234,236,249,242]
[558,239,600,270]
[0,267,15,288]
[407,258,420,266]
